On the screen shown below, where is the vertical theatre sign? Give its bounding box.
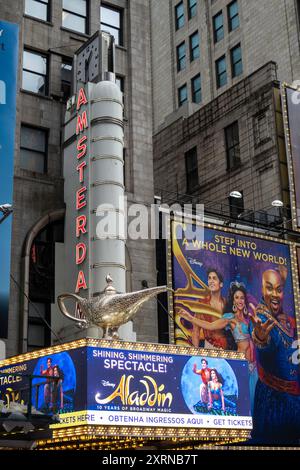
[75,88,89,293]
[0,21,19,338]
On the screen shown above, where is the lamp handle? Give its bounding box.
[57,293,87,325]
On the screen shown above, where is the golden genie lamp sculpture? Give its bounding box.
[57,275,170,339]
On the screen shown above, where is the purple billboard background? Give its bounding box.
[173,226,295,318]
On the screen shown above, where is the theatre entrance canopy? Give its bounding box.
[0,338,251,450]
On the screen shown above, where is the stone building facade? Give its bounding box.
[153,62,289,219]
[151,0,300,132]
[1,0,157,357]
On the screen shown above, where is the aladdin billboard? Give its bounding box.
[171,219,300,443]
[0,20,19,338]
[0,339,251,438]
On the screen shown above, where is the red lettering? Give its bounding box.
[75,270,88,292]
[76,215,87,237]
[76,242,87,265]
[77,135,87,159]
[77,161,87,183]
[76,111,88,135]
[77,87,88,110]
[76,186,87,210]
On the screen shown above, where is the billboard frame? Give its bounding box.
[167,215,300,346]
[0,337,251,445]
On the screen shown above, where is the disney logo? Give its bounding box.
[188,257,203,267]
[101,380,115,388]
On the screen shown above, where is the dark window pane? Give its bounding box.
[29,302,46,319]
[177,42,186,71]
[175,2,184,29]
[190,32,200,61]
[178,84,187,106]
[61,61,72,101]
[28,324,45,346]
[61,62,72,83]
[216,56,227,88]
[21,126,46,152]
[22,70,46,94]
[213,12,224,42]
[25,0,48,21]
[185,147,198,193]
[192,74,201,103]
[228,0,239,31]
[62,11,86,33]
[231,44,243,77]
[63,0,86,16]
[20,126,47,173]
[225,122,240,169]
[188,0,197,18]
[20,149,46,173]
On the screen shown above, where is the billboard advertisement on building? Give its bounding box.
[171,219,300,442]
[84,346,251,430]
[0,339,251,437]
[282,84,300,231]
[0,346,86,417]
[0,20,19,338]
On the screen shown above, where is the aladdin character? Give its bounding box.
[192,269,229,349]
[40,357,54,410]
[207,369,225,412]
[193,358,211,404]
[250,267,300,441]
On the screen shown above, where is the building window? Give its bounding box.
[28,220,64,351]
[178,84,187,106]
[175,2,185,30]
[189,31,200,61]
[213,11,224,43]
[185,147,199,193]
[101,4,122,46]
[25,0,50,22]
[225,121,240,170]
[216,55,227,88]
[61,59,72,102]
[253,111,270,147]
[177,42,186,72]
[20,125,47,173]
[191,74,201,103]
[62,0,88,34]
[229,192,244,219]
[116,76,124,92]
[228,0,239,32]
[188,0,197,19]
[231,43,243,77]
[22,50,48,95]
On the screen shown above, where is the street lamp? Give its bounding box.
[271,199,284,207]
[0,203,13,224]
[229,191,243,199]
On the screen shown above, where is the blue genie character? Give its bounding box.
[250,267,300,442]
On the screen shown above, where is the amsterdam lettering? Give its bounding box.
[75,87,88,293]
[95,374,173,407]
